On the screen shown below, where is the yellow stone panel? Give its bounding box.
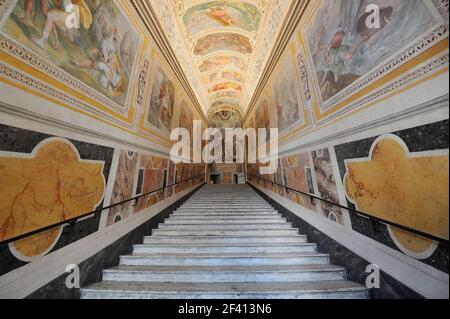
[0,139,105,260]
[344,136,449,258]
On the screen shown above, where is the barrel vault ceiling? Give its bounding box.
[147,0,293,123]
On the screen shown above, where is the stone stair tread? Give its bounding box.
[81,184,367,299]
[135,243,314,248]
[173,212,279,214]
[127,252,328,258]
[153,230,299,234]
[82,280,366,294]
[165,220,287,223]
[160,222,289,224]
[157,225,294,230]
[145,235,307,239]
[105,264,345,273]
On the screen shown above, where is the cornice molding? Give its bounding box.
[243,0,309,124]
[131,0,209,125]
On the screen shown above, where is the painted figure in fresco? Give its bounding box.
[211,82,242,93]
[69,5,126,96]
[276,93,299,131]
[119,31,137,75]
[183,1,260,35]
[256,100,270,142]
[31,0,93,50]
[317,2,394,89]
[148,64,174,133]
[318,30,354,87]
[306,0,437,102]
[194,33,252,56]
[207,5,233,26]
[199,56,246,73]
[4,0,138,103]
[16,0,49,31]
[157,84,173,130]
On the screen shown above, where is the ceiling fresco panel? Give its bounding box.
[209,82,242,93]
[183,0,261,36]
[205,71,244,84]
[211,90,242,100]
[199,55,248,73]
[194,32,253,56]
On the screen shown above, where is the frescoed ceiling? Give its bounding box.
[148,0,292,124]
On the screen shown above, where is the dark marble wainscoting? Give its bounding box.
[249,184,424,299]
[26,184,204,299]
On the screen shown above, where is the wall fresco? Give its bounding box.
[273,54,303,133]
[304,0,439,103]
[147,61,175,135]
[2,0,140,105]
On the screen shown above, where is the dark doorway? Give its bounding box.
[210,174,222,184]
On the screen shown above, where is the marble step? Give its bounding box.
[151,228,299,236]
[186,201,267,204]
[189,195,263,197]
[180,208,274,212]
[185,200,270,206]
[80,184,368,300]
[143,235,308,244]
[182,204,272,208]
[164,218,288,224]
[157,223,294,230]
[120,252,330,266]
[132,243,317,254]
[188,198,264,200]
[81,281,368,299]
[174,210,279,214]
[169,213,283,218]
[102,264,345,283]
[189,199,263,202]
[176,209,275,213]
[170,214,280,218]
[191,200,265,202]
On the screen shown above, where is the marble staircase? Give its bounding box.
[81,185,368,299]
